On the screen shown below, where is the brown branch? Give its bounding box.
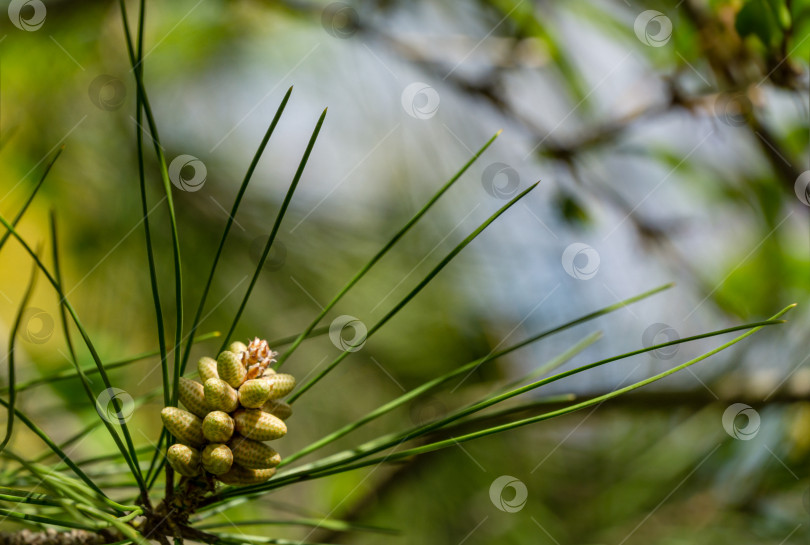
[0,529,121,545]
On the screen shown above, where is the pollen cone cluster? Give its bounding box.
[160,338,295,485]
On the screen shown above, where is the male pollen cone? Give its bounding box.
[265,373,296,399]
[164,337,292,486]
[261,399,292,421]
[197,356,219,383]
[202,443,233,475]
[217,464,276,485]
[229,434,282,469]
[161,407,205,448]
[238,378,274,408]
[203,410,235,443]
[167,443,201,477]
[178,377,210,418]
[204,377,239,413]
[217,350,247,388]
[233,409,287,441]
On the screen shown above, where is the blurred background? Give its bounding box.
[0,0,809,543]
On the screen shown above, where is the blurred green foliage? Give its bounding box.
[0,0,808,543]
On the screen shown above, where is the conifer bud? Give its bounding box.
[202,410,235,443]
[178,377,209,418]
[261,399,292,421]
[197,356,219,382]
[238,378,274,409]
[265,374,296,399]
[204,378,239,413]
[217,464,276,485]
[233,409,287,441]
[202,443,233,475]
[229,434,282,469]
[217,350,247,388]
[167,443,201,477]
[161,407,205,448]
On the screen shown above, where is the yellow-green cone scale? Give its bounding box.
[204,377,239,413]
[217,464,276,485]
[202,443,233,475]
[203,410,234,443]
[167,444,201,477]
[229,434,282,469]
[161,407,205,448]
[265,374,296,399]
[217,350,246,388]
[178,377,209,418]
[197,356,219,383]
[228,341,248,355]
[238,378,274,408]
[233,409,287,441]
[261,400,292,421]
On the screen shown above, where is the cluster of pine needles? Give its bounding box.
[0,1,794,543]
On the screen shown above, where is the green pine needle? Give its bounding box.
[221,108,328,349]
[288,181,541,403]
[275,130,503,369]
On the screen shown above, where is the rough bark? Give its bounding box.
[0,529,121,545]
